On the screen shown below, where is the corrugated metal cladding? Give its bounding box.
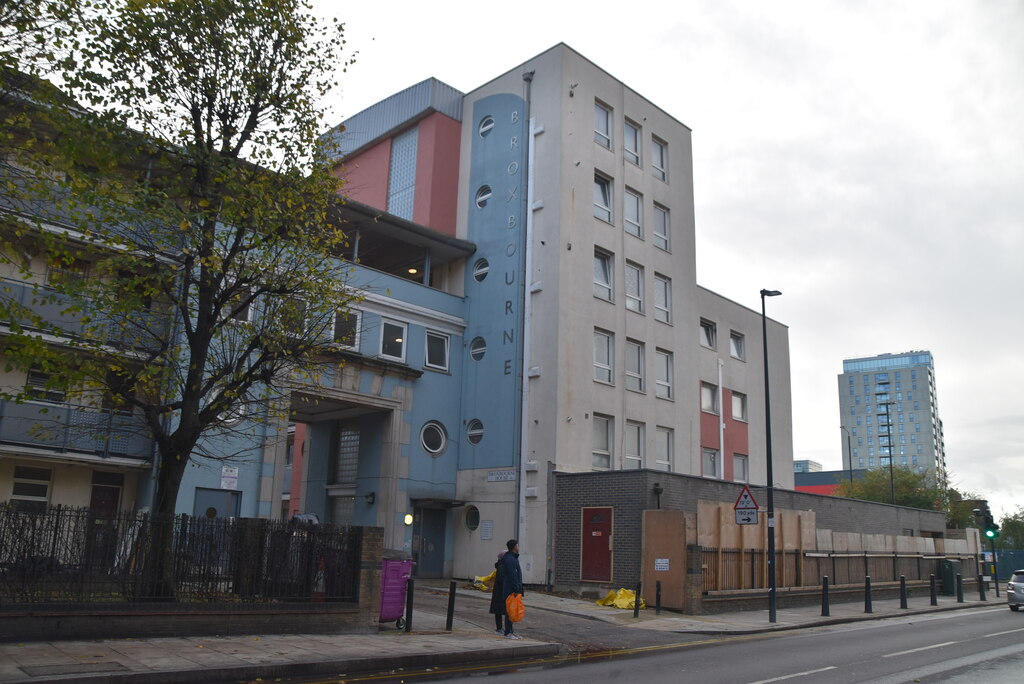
[325,78,464,157]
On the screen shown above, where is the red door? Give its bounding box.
[581,507,613,582]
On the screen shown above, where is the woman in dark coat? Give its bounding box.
[487,550,506,633]
[499,539,523,638]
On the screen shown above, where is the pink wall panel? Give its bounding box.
[412,112,461,236]
[335,138,392,211]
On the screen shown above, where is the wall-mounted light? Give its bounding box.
[652,482,664,510]
[407,268,418,274]
[404,513,414,526]
[364,491,375,505]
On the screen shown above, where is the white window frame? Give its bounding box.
[594,173,613,223]
[592,414,613,470]
[424,330,450,372]
[379,319,407,362]
[625,421,644,469]
[624,120,641,166]
[655,349,673,399]
[593,250,613,301]
[625,339,644,393]
[731,391,748,421]
[654,274,671,324]
[730,331,746,360]
[701,381,720,414]
[651,137,668,181]
[282,297,308,337]
[624,188,643,237]
[700,319,717,349]
[11,465,52,510]
[625,261,644,313]
[26,366,66,403]
[734,454,748,482]
[655,427,673,471]
[593,329,613,384]
[333,309,361,349]
[594,101,612,148]
[702,447,719,478]
[652,204,670,251]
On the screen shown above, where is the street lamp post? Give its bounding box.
[760,288,781,623]
[839,426,854,484]
[882,401,896,504]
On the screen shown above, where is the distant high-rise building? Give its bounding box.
[793,459,822,473]
[837,351,947,488]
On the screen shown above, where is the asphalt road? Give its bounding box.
[418,604,1024,683]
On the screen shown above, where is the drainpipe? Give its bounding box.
[516,70,535,552]
[718,358,725,478]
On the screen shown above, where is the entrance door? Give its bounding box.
[87,472,123,570]
[581,506,613,582]
[413,508,446,578]
[193,488,241,518]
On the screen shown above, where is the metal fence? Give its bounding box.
[0,505,362,605]
[702,547,979,592]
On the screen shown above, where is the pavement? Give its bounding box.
[0,582,1002,683]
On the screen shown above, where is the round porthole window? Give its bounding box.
[466,419,484,445]
[475,185,492,208]
[465,505,480,531]
[420,421,448,456]
[472,258,489,282]
[470,337,487,361]
[478,116,495,138]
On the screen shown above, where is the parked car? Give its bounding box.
[1008,569,1024,611]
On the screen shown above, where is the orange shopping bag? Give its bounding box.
[505,592,525,623]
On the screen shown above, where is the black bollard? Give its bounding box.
[445,580,456,631]
[864,576,873,613]
[633,582,642,619]
[929,573,938,606]
[404,577,415,632]
[821,576,830,617]
[956,573,964,603]
[656,581,662,615]
[978,574,987,601]
[900,575,908,609]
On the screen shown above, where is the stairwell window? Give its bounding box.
[625,339,644,392]
[654,274,671,323]
[624,189,643,238]
[655,427,673,471]
[655,349,673,399]
[592,414,613,470]
[593,329,613,384]
[625,262,644,313]
[651,137,668,182]
[593,250,613,301]
[652,204,670,251]
[624,120,641,166]
[625,421,644,469]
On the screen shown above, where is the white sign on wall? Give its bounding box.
[655,558,670,571]
[220,466,239,490]
[487,470,516,482]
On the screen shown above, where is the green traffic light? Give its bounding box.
[985,529,995,538]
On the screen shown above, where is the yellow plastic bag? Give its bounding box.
[596,588,645,610]
[467,568,496,591]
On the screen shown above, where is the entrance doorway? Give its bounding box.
[412,508,446,578]
[581,506,613,582]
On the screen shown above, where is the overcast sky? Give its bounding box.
[314,1,1024,518]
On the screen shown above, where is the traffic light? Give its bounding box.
[984,514,1000,540]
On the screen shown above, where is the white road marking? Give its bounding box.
[882,641,957,658]
[984,627,1024,638]
[747,666,837,683]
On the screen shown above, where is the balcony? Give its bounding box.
[1,278,168,352]
[0,399,152,461]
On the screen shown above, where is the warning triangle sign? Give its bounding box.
[734,485,758,510]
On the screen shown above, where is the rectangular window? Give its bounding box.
[11,465,51,512]
[332,421,360,486]
[625,262,644,313]
[730,331,745,360]
[731,391,748,421]
[594,173,613,222]
[624,189,643,237]
[625,339,644,392]
[734,454,749,482]
[334,310,361,349]
[46,258,89,287]
[654,274,671,323]
[592,414,613,470]
[702,447,719,478]
[387,126,418,220]
[652,204,670,251]
[655,427,673,471]
[593,250,613,301]
[594,101,612,148]
[282,298,307,337]
[624,120,641,165]
[655,349,673,399]
[700,319,717,348]
[380,320,407,362]
[651,137,668,181]
[625,421,644,469]
[425,331,449,371]
[593,329,613,383]
[26,366,66,403]
[227,285,253,323]
[701,381,719,414]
